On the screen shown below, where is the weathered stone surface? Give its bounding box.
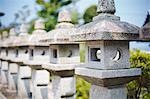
[71,0,140,42]
[71,16,139,41]
[42,63,79,71]
[31,70,49,99]
[18,66,32,99]
[19,66,31,78]
[49,44,80,64]
[34,86,49,99]
[39,10,77,44]
[18,76,31,99]
[13,24,30,47]
[29,46,49,62]
[84,41,130,69]
[75,67,141,86]
[52,76,75,99]
[1,61,8,71]
[140,22,150,39]
[90,85,126,99]
[0,48,7,59]
[8,63,18,92]
[27,19,48,46]
[9,63,18,73]
[97,0,116,14]
[34,70,49,85]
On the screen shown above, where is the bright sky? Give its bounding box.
[1,0,150,27]
[0,0,150,51]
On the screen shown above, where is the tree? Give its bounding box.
[127,50,150,99]
[83,5,98,24]
[36,0,77,31]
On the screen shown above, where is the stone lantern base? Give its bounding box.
[75,67,141,99]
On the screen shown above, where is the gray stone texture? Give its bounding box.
[90,85,126,99]
[84,41,130,69]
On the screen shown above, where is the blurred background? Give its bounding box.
[0,0,150,52]
[0,0,150,99]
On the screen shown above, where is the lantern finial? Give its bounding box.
[20,23,28,34]
[97,0,116,14]
[58,10,71,23]
[9,28,16,37]
[34,19,45,30]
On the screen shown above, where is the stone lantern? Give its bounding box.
[140,11,150,39]
[11,24,32,99]
[0,31,9,88]
[71,0,141,99]
[5,28,18,94]
[40,10,80,99]
[23,19,50,99]
[0,32,3,83]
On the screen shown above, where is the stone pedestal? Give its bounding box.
[7,63,18,93]
[31,70,49,99]
[52,75,76,99]
[1,61,9,87]
[43,64,77,99]
[18,66,31,99]
[75,67,141,99]
[90,85,126,99]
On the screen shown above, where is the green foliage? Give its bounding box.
[76,77,90,99]
[71,9,79,24]
[83,5,98,24]
[28,19,36,34]
[36,0,75,31]
[127,50,150,99]
[80,43,86,62]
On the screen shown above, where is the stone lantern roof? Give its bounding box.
[27,19,48,46]
[13,23,30,47]
[140,10,150,39]
[40,10,78,44]
[71,0,140,41]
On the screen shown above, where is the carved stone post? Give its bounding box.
[11,24,31,98]
[23,19,50,99]
[1,31,9,88]
[71,0,141,99]
[40,10,80,99]
[6,28,18,93]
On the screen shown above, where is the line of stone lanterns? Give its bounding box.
[0,0,149,99]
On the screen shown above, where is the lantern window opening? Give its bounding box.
[16,49,19,57]
[25,50,28,54]
[52,49,57,58]
[112,48,122,62]
[41,50,45,56]
[30,49,34,60]
[89,47,101,62]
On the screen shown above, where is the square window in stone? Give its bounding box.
[16,49,19,57]
[89,48,101,62]
[29,49,34,60]
[53,49,57,58]
[6,49,8,56]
